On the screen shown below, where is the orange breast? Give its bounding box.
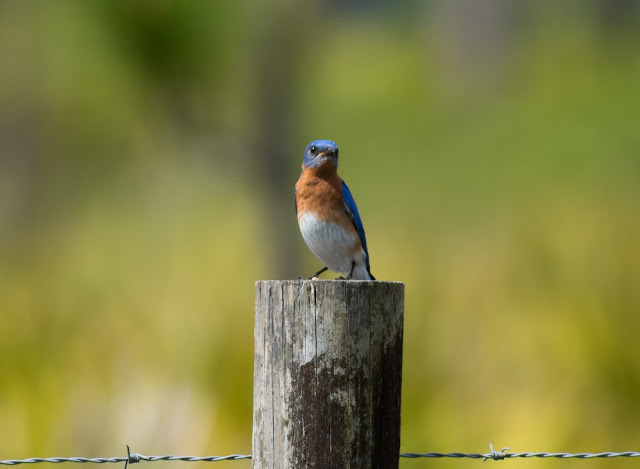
[295,164,359,241]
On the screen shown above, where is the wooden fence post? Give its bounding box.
[253,280,404,469]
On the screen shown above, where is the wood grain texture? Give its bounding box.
[253,280,404,469]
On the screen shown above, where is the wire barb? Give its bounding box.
[124,446,141,469]
[483,442,511,461]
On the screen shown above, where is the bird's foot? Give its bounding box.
[302,266,328,280]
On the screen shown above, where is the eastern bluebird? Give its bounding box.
[295,140,375,280]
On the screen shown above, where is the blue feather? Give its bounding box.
[342,180,373,278]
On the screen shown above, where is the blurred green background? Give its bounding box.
[1,1,639,468]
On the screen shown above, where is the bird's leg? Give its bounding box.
[347,261,356,279]
[306,266,328,280]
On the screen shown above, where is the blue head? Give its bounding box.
[302,140,339,169]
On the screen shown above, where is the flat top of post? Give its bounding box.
[257,280,405,286]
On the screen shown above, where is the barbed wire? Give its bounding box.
[2,443,639,466]
[0,447,252,467]
[401,443,640,460]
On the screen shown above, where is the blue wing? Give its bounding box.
[342,181,372,275]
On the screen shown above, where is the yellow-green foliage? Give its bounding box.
[1,2,639,468]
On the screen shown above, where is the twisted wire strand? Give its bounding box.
[136,456,252,463]
[0,455,252,466]
[493,451,640,459]
[399,452,640,459]
[400,452,488,459]
[0,458,129,466]
[400,445,640,460]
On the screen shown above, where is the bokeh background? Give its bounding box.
[1,1,639,468]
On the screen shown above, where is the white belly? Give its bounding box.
[298,212,361,277]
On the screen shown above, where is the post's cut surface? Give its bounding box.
[253,280,404,469]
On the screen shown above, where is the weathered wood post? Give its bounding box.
[253,280,404,469]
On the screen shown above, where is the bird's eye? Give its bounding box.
[309,146,316,154]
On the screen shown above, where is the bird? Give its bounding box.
[295,139,375,280]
